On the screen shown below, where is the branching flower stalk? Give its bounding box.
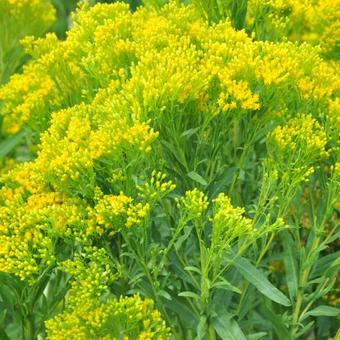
[0,1,339,339]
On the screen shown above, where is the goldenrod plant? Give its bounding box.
[0,1,339,339]
[247,0,340,58]
[0,0,55,84]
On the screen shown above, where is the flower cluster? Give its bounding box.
[178,189,209,220]
[267,115,329,181]
[48,246,169,339]
[247,0,340,58]
[137,171,176,201]
[1,1,338,139]
[0,0,337,290]
[0,1,338,339]
[0,0,55,84]
[46,294,170,340]
[211,193,255,249]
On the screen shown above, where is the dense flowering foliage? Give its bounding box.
[0,0,55,84]
[0,1,339,339]
[247,0,340,57]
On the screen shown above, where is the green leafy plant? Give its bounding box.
[0,1,339,339]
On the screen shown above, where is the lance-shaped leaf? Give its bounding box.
[234,257,291,306]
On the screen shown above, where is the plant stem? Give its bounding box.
[23,315,34,340]
[208,322,216,340]
[290,268,309,337]
[290,235,320,337]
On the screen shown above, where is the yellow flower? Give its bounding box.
[212,193,255,247]
[180,189,208,219]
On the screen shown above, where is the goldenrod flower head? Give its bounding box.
[212,193,255,247]
[0,5,338,336]
[269,115,329,161]
[46,294,170,340]
[247,0,340,58]
[0,0,55,84]
[267,114,330,183]
[137,171,176,201]
[87,193,132,234]
[126,202,151,228]
[179,189,208,219]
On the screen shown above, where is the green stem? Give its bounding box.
[290,236,320,337]
[290,269,309,337]
[298,278,329,323]
[257,233,275,265]
[208,322,217,340]
[195,220,210,316]
[23,315,34,340]
[175,247,200,290]
[121,232,170,323]
[157,219,186,276]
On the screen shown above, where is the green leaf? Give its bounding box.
[211,166,236,195]
[295,320,314,339]
[0,308,7,325]
[307,305,340,317]
[213,314,247,340]
[170,255,195,286]
[159,290,172,301]
[30,267,53,308]
[184,266,201,275]
[187,171,208,186]
[247,332,267,340]
[181,127,200,138]
[175,225,193,250]
[166,299,197,328]
[128,272,145,286]
[161,140,188,170]
[0,130,25,158]
[0,327,10,340]
[178,291,201,300]
[234,257,291,306]
[282,233,298,300]
[0,285,18,314]
[212,279,241,294]
[260,303,292,339]
[197,315,208,340]
[312,251,340,278]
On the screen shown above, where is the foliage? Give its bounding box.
[0,0,339,339]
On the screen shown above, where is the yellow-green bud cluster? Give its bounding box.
[137,171,176,201]
[211,193,255,248]
[45,294,170,340]
[268,115,329,180]
[178,189,209,219]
